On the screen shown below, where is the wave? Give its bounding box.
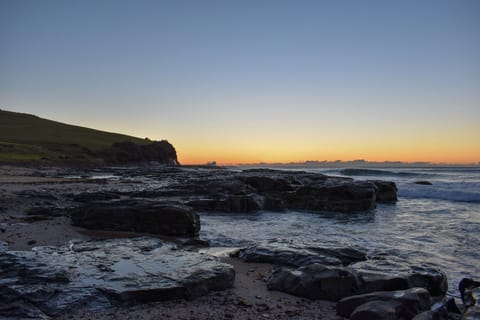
[340,168,423,177]
[398,182,480,203]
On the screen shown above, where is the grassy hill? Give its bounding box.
[0,109,176,163]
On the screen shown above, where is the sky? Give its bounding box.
[1,0,479,164]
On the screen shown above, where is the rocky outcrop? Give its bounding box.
[0,238,235,318]
[103,140,178,164]
[70,200,200,236]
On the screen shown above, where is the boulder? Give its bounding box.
[372,180,398,202]
[350,300,416,320]
[0,237,235,317]
[407,266,448,297]
[267,263,361,301]
[70,200,200,236]
[353,259,448,297]
[336,287,431,318]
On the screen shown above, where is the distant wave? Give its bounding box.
[340,168,423,177]
[398,182,480,203]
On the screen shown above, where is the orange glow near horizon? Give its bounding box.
[174,135,480,165]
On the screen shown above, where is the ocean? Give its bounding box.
[199,166,480,297]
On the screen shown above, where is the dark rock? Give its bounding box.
[73,191,121,202]
[27,240,36,245]
[0,237,234,317]
[353,259,448,297]
[350,300,414,320]
[463,307,480,320]
[459,277,480,320]
[459,278,480,308]
[359,272,409,293]
[187,194,262,213]
[408,266,448,297]
[285,181,377,212]
[103,140,178,165]
[415,181,433,185]
[25,206,64,217]
[243,175,294,193]
[336,287,432,318]
[70,200,200,236]
[372,180,398,202]
[412,310,447,320]
[225,194,262,212]
[237,242,366,267]
[267,263,361,301]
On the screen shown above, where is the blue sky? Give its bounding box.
[1,0,479,163]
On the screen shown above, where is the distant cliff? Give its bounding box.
[0,109,178,165]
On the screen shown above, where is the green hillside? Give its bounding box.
[0,109,175,163]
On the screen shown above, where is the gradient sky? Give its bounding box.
[1,0,479,164]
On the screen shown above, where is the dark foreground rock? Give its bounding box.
[267,263,360,301]
[70,200,200,236]
[336,288,431,318]
[0,237,235,318]
[459,277,480,320]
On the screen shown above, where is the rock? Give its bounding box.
[459,277,480,320]
[70,200,200,236]
[353,259,448,297]
[350,300,415,320]
[412,309,460,320]
[414,181,433,185]
[359,272,409,293]
[460,278,480,307]
[0,237,235,317]
[243,175,295,193]
[25,206,64,217]
[371,181,398,202]
[336,287,432,318]
[407,266,448,297]
[73,191,121,202]
[463,307,480,320]
[184,169,394,213]
[285,181,377,212]
[237,242,366,267]
[267,263,361,301]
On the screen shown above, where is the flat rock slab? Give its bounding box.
[0,237,235,318]
[236,241,367,267]
[70,200,200,236]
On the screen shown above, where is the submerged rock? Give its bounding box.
[70,200,200,236]
[414,181,433,186]
[0,237,235,318]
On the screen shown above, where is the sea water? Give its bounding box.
[199,167,480,297]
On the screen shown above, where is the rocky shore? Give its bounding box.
[0,165,478,319]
